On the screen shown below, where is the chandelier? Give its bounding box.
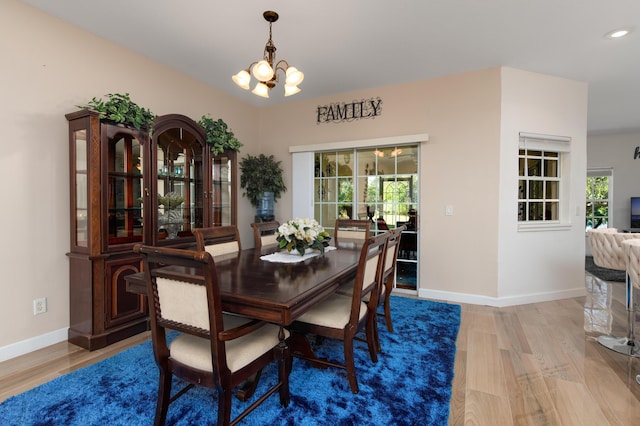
[232,11,304,98]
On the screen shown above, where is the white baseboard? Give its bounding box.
[0,328,68,363]
[418,287,587,308]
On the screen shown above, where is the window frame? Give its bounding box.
[585,169,612,231]
[313,144,419,234]
[517,132,572,232]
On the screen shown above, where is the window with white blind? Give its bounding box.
[517,132,571,227]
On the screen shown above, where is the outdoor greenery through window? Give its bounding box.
[314,145,419,232]
[585,171,611,231]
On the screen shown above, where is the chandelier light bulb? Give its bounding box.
[252,60,275,81]
[252,82,270,98]
[233,11,303,98]
[284,84,301,97]
[285,67,304,86]
[232,70,251,90]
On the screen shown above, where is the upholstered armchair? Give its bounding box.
[622,239,640,357]
[587,228,640,357]
[587,228,628,270]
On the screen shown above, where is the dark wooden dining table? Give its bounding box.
[125,244,361,326]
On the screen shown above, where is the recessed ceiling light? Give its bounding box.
[606,28,631,39]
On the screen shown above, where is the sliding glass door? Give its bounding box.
[313,144,419,292]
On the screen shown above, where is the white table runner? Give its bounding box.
[260,246,336,263]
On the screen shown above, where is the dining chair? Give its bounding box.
[334,219,370,246]
[251,221,280,250]
[379,225,406,334]
[336,227,400,352]
[193,226,241,258]
[289,232,389,394]
[133,244,290,426]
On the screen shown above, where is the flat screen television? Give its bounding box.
[631,197,640,228]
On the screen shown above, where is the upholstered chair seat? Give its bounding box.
[295,294,367,328]
[170,318,288,373]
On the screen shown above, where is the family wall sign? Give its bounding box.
[316,97,382,124]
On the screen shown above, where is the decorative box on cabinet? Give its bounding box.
[66,111,237,350]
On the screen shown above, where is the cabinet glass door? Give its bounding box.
[72,129,88,248]
[106,129,144,247]
[212,153,233,226]
[155,127,204,240]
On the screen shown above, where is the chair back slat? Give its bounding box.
[334,219,371,245]
[194,226,241,258]
[361,256,381,293]
[134,244,225,359]
[350,232,389,323]
[383,226,405,279]
[156,277,210,331]
[261,233,278,247]
[251,221,280,249]
[204,241,240,257]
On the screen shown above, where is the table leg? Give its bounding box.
[290,332,330,369]
[277,326,291,406]
[235,370,261,401]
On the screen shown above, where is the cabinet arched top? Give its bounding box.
[153,114,206,141]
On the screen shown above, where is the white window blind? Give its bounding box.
[519,132,571,152]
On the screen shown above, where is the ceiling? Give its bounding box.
[23,0,640,134]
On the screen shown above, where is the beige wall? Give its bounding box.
[0,0,589,359]
[0,1,259,354]
[258,69,503,300]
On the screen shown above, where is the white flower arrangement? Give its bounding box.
[276,218,332,256]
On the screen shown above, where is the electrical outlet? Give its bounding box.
[33,297,47,315]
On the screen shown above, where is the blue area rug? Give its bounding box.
[0,296,461,425]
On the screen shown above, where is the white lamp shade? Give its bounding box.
[252,82,270,98]
[232,70,251,90]
[252,60,275,81]
[284,84,301,97]
[285,67,304,86]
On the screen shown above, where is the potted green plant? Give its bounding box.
[77,93,156,130]
[239,154,287,219]
[197,115,243,156]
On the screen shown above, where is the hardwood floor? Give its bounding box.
[2,273,640,424]
[450,274,640,425]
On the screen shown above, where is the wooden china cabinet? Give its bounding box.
[66,110,237,350]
